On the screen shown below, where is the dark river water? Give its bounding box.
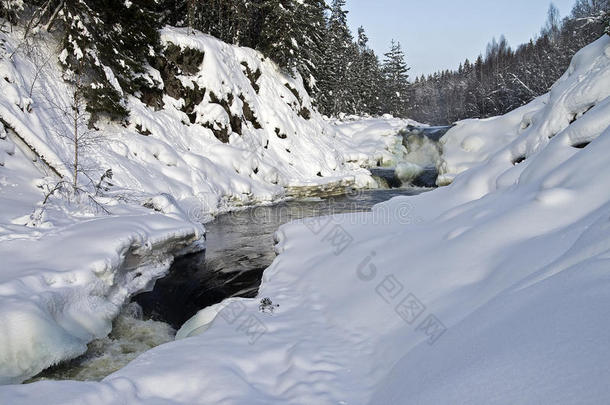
[29,187,428,382]
[135,188,427,328]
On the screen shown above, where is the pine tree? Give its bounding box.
[354,26,382,114]
[318,0,354,116]
[381,40,410,117]
[258,0,300,72]
[57,0,162,122]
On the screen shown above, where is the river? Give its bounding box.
[28,186,429,383]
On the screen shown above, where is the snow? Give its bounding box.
[1,32,608,404]
[2,14,609,404]
[438,34,610,188]
[1,26,416,219]
[0,25,417,385]
[0,186,203,384]
[0,30,206,382]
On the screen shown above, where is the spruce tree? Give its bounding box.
[57,0,162,122]
[381,40,410,117]
[159,0,188,26]
[294,0,327,94]
[239,0,266,48]
[318,0,353,116]
[354,26,382,114]
[258,0,300,72]
[58,0,126,121]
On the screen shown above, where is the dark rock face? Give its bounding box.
[150,44,206,116]
[299,107,311,120]
[147,43,306,144]
[284,83,302,104]
[240,95,262,129]
[201,123,230,144]
[139,87,164,111]
[164,44,205,75]
[209,91,242,136]
[240,62,261,93]
[183,83,206,117]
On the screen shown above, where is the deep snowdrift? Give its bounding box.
[2,35,609,404]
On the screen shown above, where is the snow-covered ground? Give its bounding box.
[0,26,417,385]
[0,120,205,384]
[2,30,609,405]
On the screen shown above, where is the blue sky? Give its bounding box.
[345,0,576,77]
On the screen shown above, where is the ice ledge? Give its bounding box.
[0,213,204,384]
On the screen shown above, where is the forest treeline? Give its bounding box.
[409,0,610,124]
[0,0,609,124]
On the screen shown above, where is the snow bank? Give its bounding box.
[0,193,202,384]
[3,36,609,404]
[0,105,203,384]
[0,28,208,384]
[115,27,414,209]
[438,35,610,187]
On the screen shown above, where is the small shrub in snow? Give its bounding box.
[94,168,113,196]
[259,297,279,314]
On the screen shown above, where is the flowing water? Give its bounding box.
[135,188,428,328]
[28,187,428,383]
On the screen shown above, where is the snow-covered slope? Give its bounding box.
[1,26,414,216]
[438,35,610,187]
[3,35,609,404]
